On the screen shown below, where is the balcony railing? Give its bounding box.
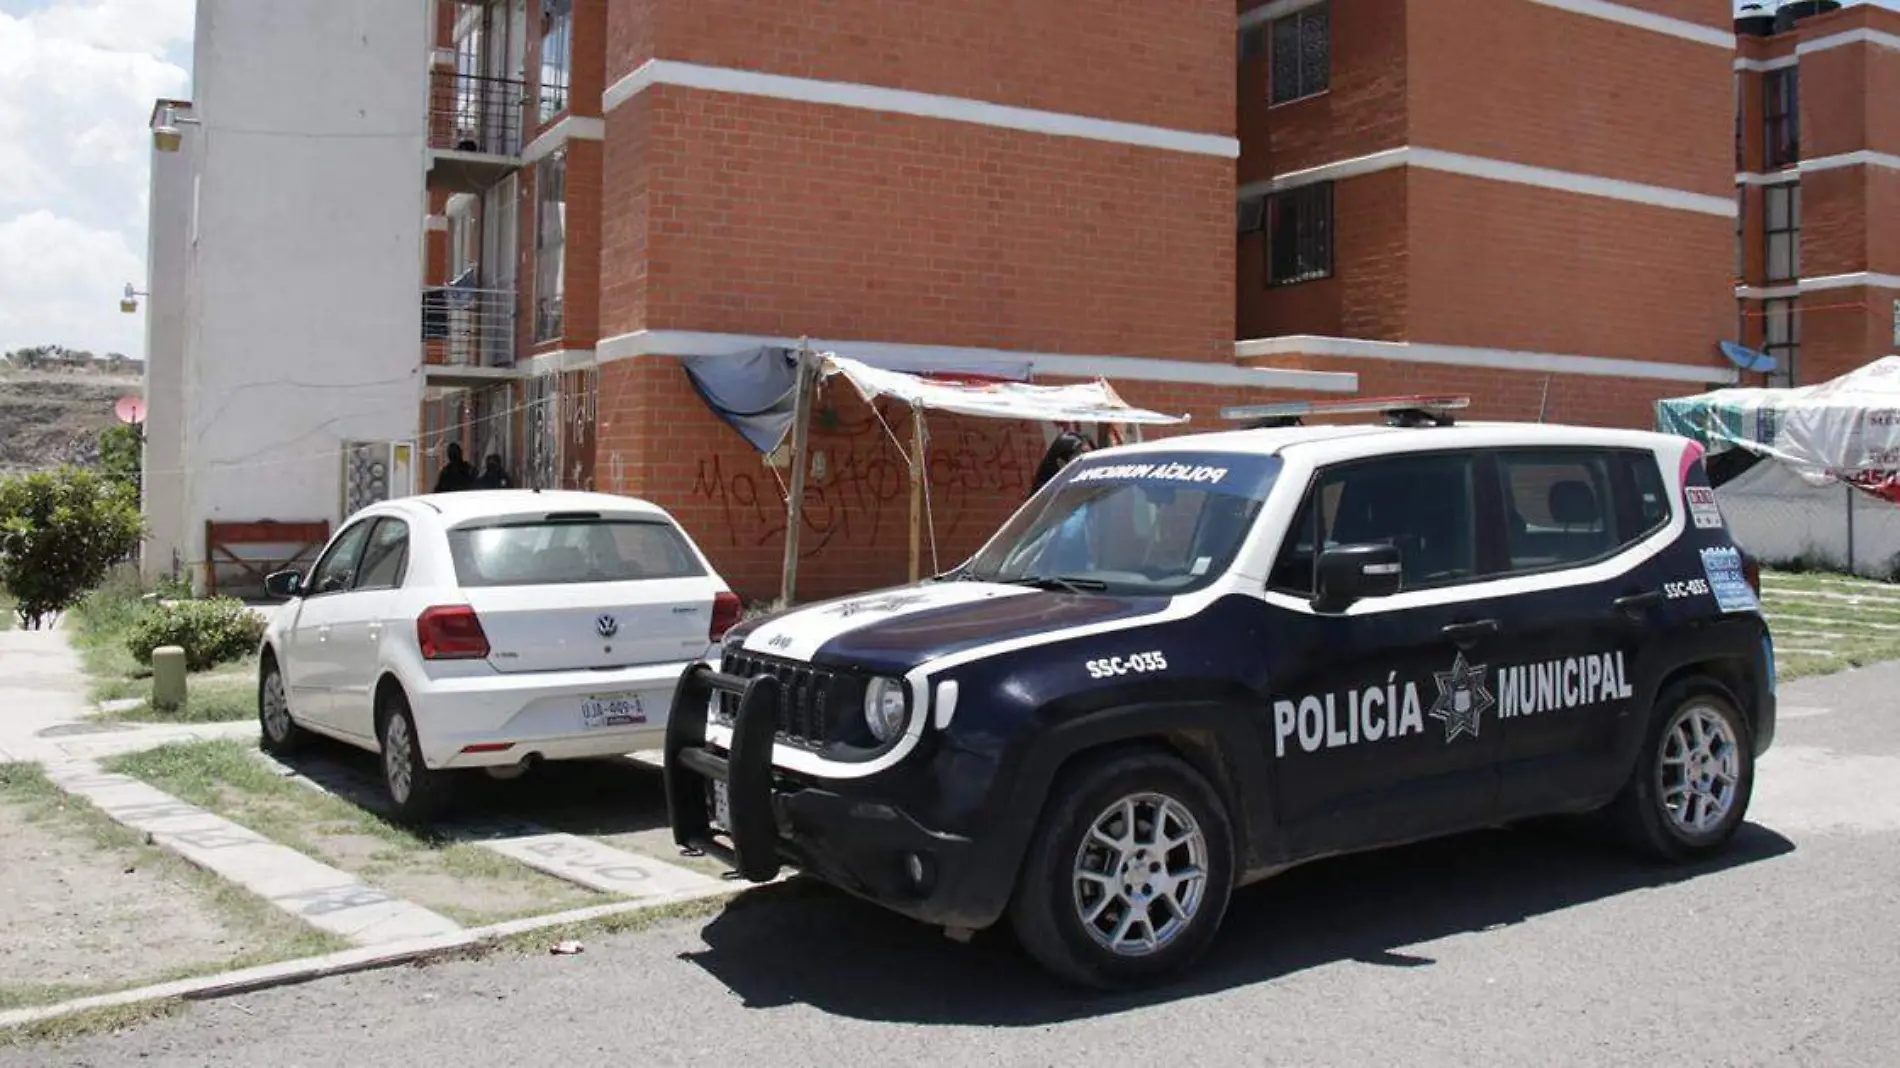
[423,284,516,368]
[429,71,527,158]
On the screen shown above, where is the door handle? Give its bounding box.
[1441,619,1500,645]
[1613,591,1664,613]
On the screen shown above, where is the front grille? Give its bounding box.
[715,650,850,749]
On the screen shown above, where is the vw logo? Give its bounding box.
[595,614,619,639]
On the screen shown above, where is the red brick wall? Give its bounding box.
[1267,353,1714,430]
[1870,169,1900,278]
[599,95,652,338]
[1406,169,1732,367]
[1797,37,1868,163]
[1237,0,1408,186]
[635,87,1234,362]
[656,0,1233,134]
[1407,0,1732,198]
[1801,166,1866,279]
[1799,286,1889,386]
[561,139,602,350]
[1238,168,1408,342]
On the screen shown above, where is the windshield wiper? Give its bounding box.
[1003,574,1109,594]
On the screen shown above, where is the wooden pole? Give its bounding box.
[779,339,816,608]
[909,402,925,583]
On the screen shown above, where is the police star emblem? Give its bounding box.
[1429,651,1494,743]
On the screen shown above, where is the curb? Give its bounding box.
[0,881,747,1035]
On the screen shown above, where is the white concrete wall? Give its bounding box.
[177,0,428,589]
[140,103,196,582]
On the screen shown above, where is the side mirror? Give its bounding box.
[264,569,305,600]
[1313,543,1402,613]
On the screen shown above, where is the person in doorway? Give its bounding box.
[433,442,476,493]
[1029,431,1093,498]
[476,454,513,489]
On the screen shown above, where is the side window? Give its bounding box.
[1495,450,1618,570]
[306,521,374,596]
[1269,452,1482,594]
[1619,450,1671,538]
[354,519,410,591]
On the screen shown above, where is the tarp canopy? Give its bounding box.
[1656,355,1900,502]
[680,346,1038,453]
[819,353,1190,426]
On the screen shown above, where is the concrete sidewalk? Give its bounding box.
[0,622,256,765]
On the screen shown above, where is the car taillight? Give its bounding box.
[417,605,490,660]
[710,591,743,641]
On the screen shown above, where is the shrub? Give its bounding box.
[126,598,266,672]
[98,423,144,495]
[0,467,145,628]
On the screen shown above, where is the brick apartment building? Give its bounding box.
[1735,0,1900,388]
[186,0,1804,601]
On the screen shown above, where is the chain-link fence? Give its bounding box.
[1716,458,1900,579]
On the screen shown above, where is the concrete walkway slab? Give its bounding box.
[257,751,727,901]
[41,760,464,946]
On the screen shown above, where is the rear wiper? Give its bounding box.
[1005,574,1109,594]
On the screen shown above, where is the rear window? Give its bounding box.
[447,517,707,587]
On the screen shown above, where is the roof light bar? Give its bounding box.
[1221,393,1471,427]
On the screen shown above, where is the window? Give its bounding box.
[1620,451,1671,538]
[1763,298,1797,388]
[447,517,709,587]
[1764,68,1798,169]
[355,519,411,591]
[537,0,572,125]
[1764,182,1799,283]
[1268,452,1483,595]
[963,452,1284,596]
[1267,182,1333,286]
[1269,2,1329,104]
[1495,452,1617,571]
[306,521,375,596]
[533,148,566,343]
[1735,184,1745,279]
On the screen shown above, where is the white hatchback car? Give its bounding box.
[256,489,742,822]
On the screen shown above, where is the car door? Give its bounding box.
[324,516,411,743]
[284,518,376,731]
[1260,448,1508,857]
[1485,446,1671,814]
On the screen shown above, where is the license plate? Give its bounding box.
[580,692,645,729]
[711,779,731,831]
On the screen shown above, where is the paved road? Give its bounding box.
[15,664,1900,1068]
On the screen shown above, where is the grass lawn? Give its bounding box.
[106,740,603,927]
[1760,568,1900,681]
[0,762,346,1015]
[67,570,260,723]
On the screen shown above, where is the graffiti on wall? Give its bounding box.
[691,401,1044,560]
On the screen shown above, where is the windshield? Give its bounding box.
[960,451,1283,595]
[447,516,707,587]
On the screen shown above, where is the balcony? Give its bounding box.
[428,71,528,194]
[423,279,517,380]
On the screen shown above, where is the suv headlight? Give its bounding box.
[863,676,908,743]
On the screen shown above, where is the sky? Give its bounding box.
[0,0,191,359]
[0,1,1894,361]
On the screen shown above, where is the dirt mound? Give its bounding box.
[0,369,143,476]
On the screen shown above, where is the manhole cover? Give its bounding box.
[37,722,139,737]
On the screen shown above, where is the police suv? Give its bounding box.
[662,395,1775,990]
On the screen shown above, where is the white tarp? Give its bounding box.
[818,353,1190,425]
[1656,355,1900,501]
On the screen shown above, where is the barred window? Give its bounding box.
[1764,68,1798,169]
[1270,3,1330,104]
[1267,182,1333,286]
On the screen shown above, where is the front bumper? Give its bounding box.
[662,662,1012,929]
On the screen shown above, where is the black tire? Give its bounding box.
[378,689,456,825]
[1007,749,1236,990]
[257,654,307,756]
[1611,678,1755,862]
